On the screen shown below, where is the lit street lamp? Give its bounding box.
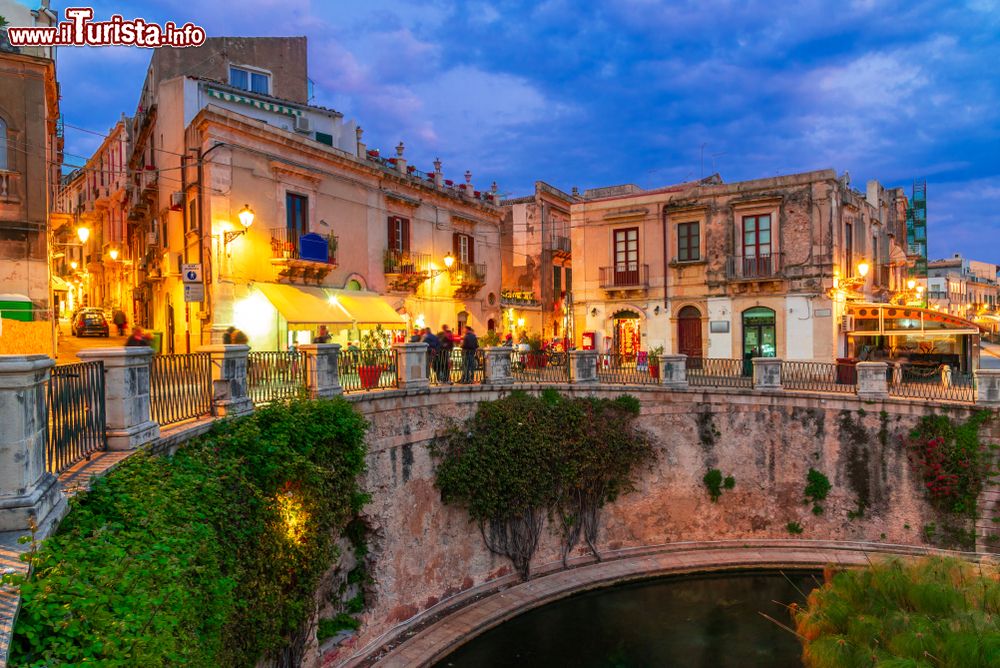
[108,248,119,261]
[77,226,90,243]
[443,252,455,269]
[225,204,255,244]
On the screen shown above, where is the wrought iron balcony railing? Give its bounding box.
[384,249,431,275]
[599,264,649,289]
[270,228,338,264]
[726,253,783,281]
[449,262,486,287]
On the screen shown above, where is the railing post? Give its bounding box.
[197,344,253,416]
[752,357,782,390]
[394,342,429,390]
[77,347,160,450]
[298,343,343,398]
[569,349,598,384]
[658,354,688,389]
[856,361,889,400]
[974,369,1000,406]
[482,347,513,385]
[0,355,65,531]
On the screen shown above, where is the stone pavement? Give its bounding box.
[350,540,986,668]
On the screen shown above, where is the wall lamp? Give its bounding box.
[225,204,255,244]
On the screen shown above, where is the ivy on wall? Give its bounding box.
[432,390,654,580]
[7,398,368,668]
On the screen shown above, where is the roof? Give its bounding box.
[190,76,344,118]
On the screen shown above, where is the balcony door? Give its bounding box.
[677,305,702,358]
[613,227,638,286]
[741,214,771,277]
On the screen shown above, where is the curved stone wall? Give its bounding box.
[338,384,996,666]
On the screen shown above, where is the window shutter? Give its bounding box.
[452,232,460,260]
[468,236,475,264]
[402,218,410,252]
[388,217,397,251]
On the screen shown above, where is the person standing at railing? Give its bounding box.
[460,326,478,383]
[314,325,331,343]
[437,325,454,383]
[422,327,442,382]
[125,325,152,347]
[223,326,249,345]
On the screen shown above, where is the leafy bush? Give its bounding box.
[702,468,735,502]
[786,521,804,535]
[433,391,654,579]
[10,398,368,667]
[794,557,1000,667]
[804,468,832,515]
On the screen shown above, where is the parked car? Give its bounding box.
[73,310,110,337]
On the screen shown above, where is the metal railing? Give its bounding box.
[428,349,485,385]
[269,228,338,264]
[449,262,487,287]
[339,349,399,392]
[726,253,783,280]
[597,354,659,385]
[599,264,649,289]
[782,361,856,394]
[511,350,571,383]
[686,357,753,388]
[384,249,431,275]
[47,361,106,474]
[150,353,213,426]
[248,350,308,404]
[889,364,975,403]
[548,235,571,254]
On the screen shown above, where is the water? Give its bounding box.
[435,570,817,668]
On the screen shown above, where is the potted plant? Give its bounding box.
[358,324,388,389]
[525,333,546,369]
[648,345,664,380]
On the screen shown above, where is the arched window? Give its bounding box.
[742,307,776,358]
[0,117,7,171]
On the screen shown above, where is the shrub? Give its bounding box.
[804,468,832,515]
[786,521,804,535]
[794,557,1000,667]
[702,468,736,502]
[10,398,368,667]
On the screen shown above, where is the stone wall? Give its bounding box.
[345,385,998,661]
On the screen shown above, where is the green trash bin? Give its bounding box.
[150,331,163,354]
[0,294,33,322]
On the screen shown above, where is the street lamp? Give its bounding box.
[225,204,255,244]
[77,226,90,243]
[443,251,455,269]
[857,261,869,278]
[69,260,78,270]
[108,248,119,261]
[907,279,916,290]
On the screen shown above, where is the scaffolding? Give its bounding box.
[906,178,927,279]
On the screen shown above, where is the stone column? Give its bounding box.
[974,369,1000,406]
[394,342,429,390]
[569,349,598,384]
[197,344,253,416]
[0,355,65,531]
[77,347,160,450]
[753,357,782,390]
[298,343,343,399]
[856,361,889,400]
[483,347,513,385]
[658,354,688,389]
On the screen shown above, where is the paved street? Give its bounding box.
[54,318,127,365]
[982,341,1000,370]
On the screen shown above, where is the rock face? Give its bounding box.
[341,386,997,663]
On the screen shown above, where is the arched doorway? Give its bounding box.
[677,305,702,358]
[611,310,641,357]
[742,307,776,358]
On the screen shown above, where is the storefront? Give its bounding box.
[846,303,980,373]
[742,306,776,358]
[611,310,641,356]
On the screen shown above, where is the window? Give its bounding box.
[286,193,308,237]
[553,265,562,295]
[613,228,639,284]
[677,221,700,261]
[229,66,270,95]
[742,307,776,359]
[0,117,7,170]
[845,222,853,276]
[565,267,572,293]
[453,232,474,264]
[742,215,771,258]
[388,216,410,254]
[187,197,198,233]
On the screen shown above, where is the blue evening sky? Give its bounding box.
[49,0,1000,263]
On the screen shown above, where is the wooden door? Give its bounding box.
[677,306,702,359]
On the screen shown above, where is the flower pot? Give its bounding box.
[524,353,547,369]
[358,364,383,390]
[650,364,660,380]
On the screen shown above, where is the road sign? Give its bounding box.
[181,263,202,283]
[183,283,205,303]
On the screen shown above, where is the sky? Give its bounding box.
[40,0,1000,263]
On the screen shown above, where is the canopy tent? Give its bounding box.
[846,303,980,336]
[255,283,353,325]
[327,290,406,327]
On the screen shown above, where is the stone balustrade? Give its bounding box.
[198,344,253,416]
[752,357,782,390]
[76,347,160,450]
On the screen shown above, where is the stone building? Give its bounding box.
[499,181,574,344]
[120,36,501,353]
[570,169,911,361]
[927,254,999,337]
[0,23,60,315]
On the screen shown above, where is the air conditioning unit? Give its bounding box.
[841,314,855,332]
[294,115,311,133]
[170,192,184,210]
[163,252,181,276]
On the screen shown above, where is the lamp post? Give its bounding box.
[76,226,90,243]
[443,251,455,269]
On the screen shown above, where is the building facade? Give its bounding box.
[571,170,911,362]
[499,181,574,344]
[928,254,999,338]
[120,37,501,353]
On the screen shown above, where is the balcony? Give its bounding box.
[270,228,337,283]
[547,235,571,259]
[0,170,20,204]
[599,264,649,291]
[384,249,431,291]
[726,253,783,281]
[449,262,486,296]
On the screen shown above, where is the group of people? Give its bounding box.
[409,324,480,383]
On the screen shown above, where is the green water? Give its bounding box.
[435,570,817,668]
